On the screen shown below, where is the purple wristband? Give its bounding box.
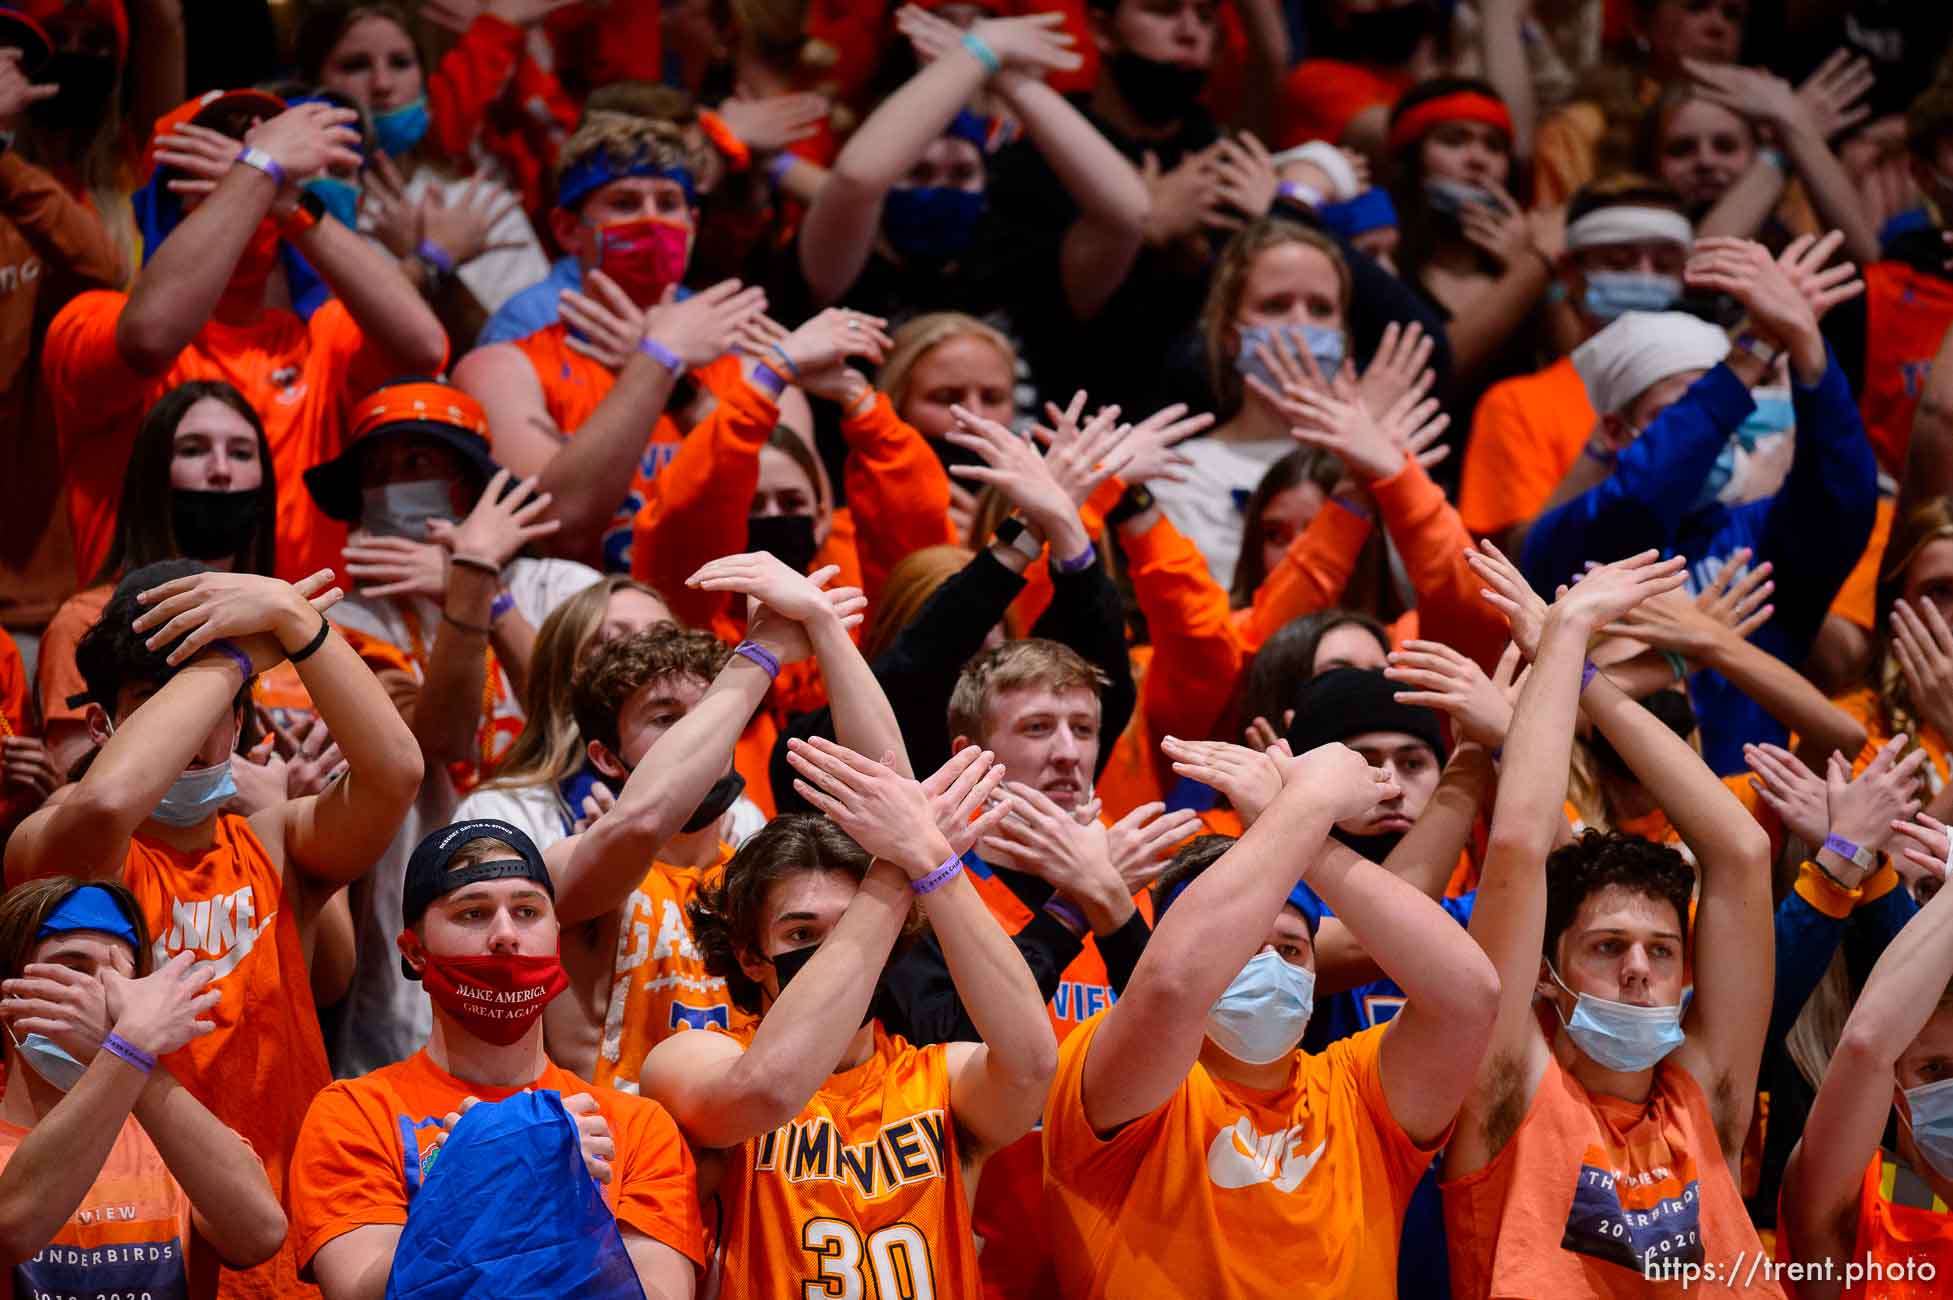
[211,639,255,681]
[489,591,516,625]
[1580,659,1599,692]
[1053,541,1098,575]
[637,336,684,377]
[1329,495,1373,522]
[102,1032,155,1075]
[1043,895,1087,933]
[733,639,780,680]
[233,145,287,187]
[416,238,456,276]
[751,362,789,400]
[764,152,796,188]
[912,854,964,896]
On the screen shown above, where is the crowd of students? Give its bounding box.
[0,0,1950,1296]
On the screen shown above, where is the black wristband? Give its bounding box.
[286,615,331,665]
[1105,483,1157,529]
[442,610,492,636]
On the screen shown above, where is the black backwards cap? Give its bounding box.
[399,819,554,979]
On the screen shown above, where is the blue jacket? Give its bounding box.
[1521,352,1877,772]
[478,255,583,344]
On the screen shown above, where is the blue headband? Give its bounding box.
[37,885,139,949]
[946,109,991,153]
[1159,874,1323,938]
[1317,187,1398,240]
[557,149,698,211]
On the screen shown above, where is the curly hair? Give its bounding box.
[688,814,925,1015]
[1543,828,1696,963]
[1148,834,1239,918]
[569,624,731,757]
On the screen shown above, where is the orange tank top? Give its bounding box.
[717,1022,980,1298]
[122,813,329,1300]
[593,849,756,1094]
[1841,1150,1953,1298]
[508,324,744,571]
[1442,1051,1782,1298]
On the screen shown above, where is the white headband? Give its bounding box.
[1565,205,1694,252]
[1573,311,1729,416]
[1267,141,1360,202]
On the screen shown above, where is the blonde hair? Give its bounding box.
[556,113,707,195]
[483,577,669,791]
[1200,219,1352,415]
[864,545,973,663]
[876,313,1017,415]
[1874,496,1953,743]
[946,638,1110,745]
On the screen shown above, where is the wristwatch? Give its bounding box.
[276,189,322,240]
[1105,482,1157,529]
[992,514,1044,563]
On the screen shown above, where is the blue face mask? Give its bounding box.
[1548,964,1687,1073]
[881,186,984,264]
[1903,1077,1953,1181]
[303,176,361,229]
[372,97,430,157]
[1582,270,1683,321]
[1690,390,1796,511]
[1423,175,1495,215]
[151,757,239,827]
[1206,948,1315,1065]
[1236,322,1348,390]
[361,478,455,540]
[5,1024,85,1091]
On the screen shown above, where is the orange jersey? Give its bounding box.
[718,1022,980,1297]
[507,324,745,572]
[288,1048,703,1277]
[593,849,757,1094]
[1043,1015,1436,1298]
[1858,261,1953,477]
[119,813,330,1300]
[45,292,404,588]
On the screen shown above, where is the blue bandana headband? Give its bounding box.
[37,885,140,949]
[1159,872,1323,937]
[557,148,698,211]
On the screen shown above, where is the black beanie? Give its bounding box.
[1284,667,1448,763]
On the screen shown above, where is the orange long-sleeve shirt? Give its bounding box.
[426,13,581,214]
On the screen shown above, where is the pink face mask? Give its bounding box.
[591,216,690,308]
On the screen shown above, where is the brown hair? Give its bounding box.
[688,814,924,1014]
[1565,170,1688,226]
[1873,496,1953,741]
[0,878,153,998]
[762,427,827,513]
[864,545,974,664]
[1637,82,1758,191]
[875,313,1018,414]
[1908,76,1953,164]
[484,577,671,791]
[1543,828,1697,962]
[1230,447,1345,608]
[946,638,1110,746]
[570,624,733,756]
[1199,218,1352,415]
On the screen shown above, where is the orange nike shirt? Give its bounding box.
[1043,1014,1437,1299]
[717,1023,981,1297]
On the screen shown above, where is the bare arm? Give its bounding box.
[283,210,447,374]
[0,1053,149,1268]
[1230,0,1291,142]
[309,1225,402,1300]
[1477,0,1535,160]
[1434,252,1553,382]
[621,1227,696,1300]
[126,0,187,142]
[137,1073,286,1268]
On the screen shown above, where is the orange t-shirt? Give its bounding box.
[45,292,404,588]
[1834,687,1952,793]
[1459,356,1597,539]
[593,849,757,1094]
[287,1048,704,1277]
[0,1111,225,1299]
[717,1022,980,1297]
[507,324,745,572]
[1278,59,1413,147]
[1858,261,1953,478]
[36,583,111,729]
[1043,1015,1435,1298]
[1442,1053,1782,1298]
[1831,494,1896,631]
[118,813,330,1300]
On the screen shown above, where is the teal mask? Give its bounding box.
[303,176,361,229]
[1548,964,1687,1072]
[372,98,430,157]
[1206,949,1315,1065]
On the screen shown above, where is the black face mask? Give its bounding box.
[28,53,119,131]
[1337,3,1433,67]
[1106,51,1209,128]
[171,489,263,561]
[680,772,747,835]
[746,514,819,575]
[1331,825,1404,867]
[773,941,888,1027]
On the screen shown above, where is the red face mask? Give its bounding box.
[590,216,690,307]
[416,950,569,1046]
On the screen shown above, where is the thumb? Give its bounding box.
[1140,150,1160,181]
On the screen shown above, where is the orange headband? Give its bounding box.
[697,110,751,173]
[1386,91,1513,156]
[350,383,491,444]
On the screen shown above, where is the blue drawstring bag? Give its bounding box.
[384,1089,645,1300]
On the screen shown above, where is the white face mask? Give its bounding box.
[360,479,455,540]
[1205,948,1316,1065]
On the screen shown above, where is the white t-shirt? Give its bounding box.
[359,168,552,314]
[1148,434,1298,591]
[454,781,769,854]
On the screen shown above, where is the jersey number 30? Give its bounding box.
[802,1217,935,1299]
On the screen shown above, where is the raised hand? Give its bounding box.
[966,11,1081,75]
[272,714,348,797]
[893,3,961,62]
[427,469,560,569]
[1889,599,1953,742]
[688,556,861,628]
[1161,736,1285,828]
[1286,740,1400,824]
[1458,186,1534,269]
[1386,640,1522,749]
[716,92,829,151]
[342,533,451,601]
[1774,229,1864,322]
[1684,236,1820,354]
[100,951,222,1057]
[1243,713,1292,755]
[644,277,770,370]
[133,570,342,669]
[775,307,894,380]
[1822,735,1924,881]
[419,177,526,268]
[784,738,950,876]
[362,153,419,258]
[152,120,247,202]
[1890,813,1953,904]
[1684,58,1807,133]
[1,735,62,804]
[1551,549,1689,632]
[572,780,617,834]
[1743,742,1828,848]
[1692,549,1775,639]
[0,48,58,122]
[242,101,363,183]
[1109,402,1210,486]
[1140,146,1225,246]
[921,746,1011,858]
[1212,133,1279,220]
[1105,801,1202,892]
[1465,539,1550,659]
[942,406,1077,540]
[1037,404,1132,507]
[1,958,112,1064]
[1273,383,1423,482]
[983,782,1123,910]
[558,270,648,371]
[1356,321,1435,421]
[1794,49,1875,140]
